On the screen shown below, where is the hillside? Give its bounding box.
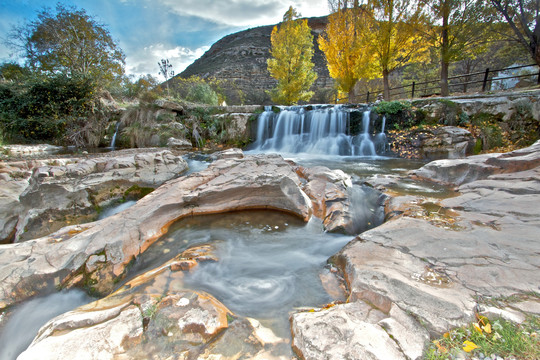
[178,16,334,104]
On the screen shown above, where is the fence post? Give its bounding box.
[482,68,490,92]
[366,91,370,103]
[411,82,416,99]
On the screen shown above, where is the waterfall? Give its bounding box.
[110,122,120,150]
[375,115,388,154]
[251,105,381,156]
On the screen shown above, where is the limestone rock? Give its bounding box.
[412,139,540,185]
[154,99,184,113]
[0,154,360,308]
[166,137,192,150]
[419,126,475,160]
[291,301,406,360]
[7,150,187,242]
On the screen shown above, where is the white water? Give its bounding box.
[0,291,91,360]
[251,105,386,157]
[110,122,120,150]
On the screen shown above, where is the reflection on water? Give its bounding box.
[130,211,353,337]
[0,290,91,360]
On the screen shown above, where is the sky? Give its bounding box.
[0,0,330,80]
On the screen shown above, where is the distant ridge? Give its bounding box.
[178,16,334,104]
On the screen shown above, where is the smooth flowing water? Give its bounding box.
[252,105,385,156]
[131,211,354,337]
[0,291,92,360]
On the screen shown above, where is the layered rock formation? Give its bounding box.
[291,140,540,359]
[0,151,362,310]
[0,150,187,243]
[179,17,334,104]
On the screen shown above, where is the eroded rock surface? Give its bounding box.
[17,242,290,360]
[291,140,540,359]
[0,150,187,243]
[0,153,358,309]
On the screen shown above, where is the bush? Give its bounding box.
[0,74,102,145]
[186,82,218,105]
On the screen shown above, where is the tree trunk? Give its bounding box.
[441,59,449,96]
[440,1,450,97]
[383,69,390,101]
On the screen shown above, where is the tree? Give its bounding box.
[319,5,376,102]
[267,6,317,105]
[158,59,174,96]
[361,0,429,100]
[423,0,489,96]
[0,62,30,82]
[489,0,540,68]
[8,3,125,85]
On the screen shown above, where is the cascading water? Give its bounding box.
[110,122,120,150]
[251,105,383,156]
[375,115,389,153]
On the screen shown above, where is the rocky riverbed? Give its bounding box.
[0,141,539,359]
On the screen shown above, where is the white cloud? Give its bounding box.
[151,0,329,27]
[126,43,210,77]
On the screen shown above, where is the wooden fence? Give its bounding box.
[354,63,539,103]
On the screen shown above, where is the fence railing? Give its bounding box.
[354,64,540,103]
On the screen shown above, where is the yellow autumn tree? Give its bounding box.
[319,5,376,102]
[361,0,429,100]
[267,6,317,105]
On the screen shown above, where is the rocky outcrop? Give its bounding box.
[411,139,540,185]
[18,243,289,359]
[179,17,334,104]
[0,150,187,243]
[418,126,476,159]
[0,152,360,309]
[291,140,540,359]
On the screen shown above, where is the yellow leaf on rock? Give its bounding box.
[463,340,479,352]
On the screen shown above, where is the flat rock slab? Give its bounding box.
[292,140,540,360]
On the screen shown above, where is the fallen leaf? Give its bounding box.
[483,323,491,334]
[463,340,479,352]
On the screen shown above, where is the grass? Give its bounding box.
[425,315,540,360]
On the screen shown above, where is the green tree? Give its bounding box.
[0,62,30,82]
[8,3,125,85]
[423,0,489,96]
[489,0,540,68]
[267,6,317,105]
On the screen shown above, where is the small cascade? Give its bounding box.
[251,105,382,156]
[374,115,389,154]
[110,122,120,150]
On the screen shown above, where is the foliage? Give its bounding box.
[122,74,160,100]
[170,76,221,105]
[7,3,125,86]
[373,100,412,115]
[422,0,491,96]
[186,82,219,106]
[426,315,540,360]
[319,6,376,101]
[489,0,540,66]
[360,0,429,100]
[0,74,104,146]
[0,62,31,82]
[267,6,317,105]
